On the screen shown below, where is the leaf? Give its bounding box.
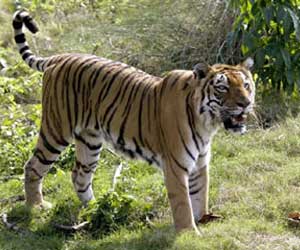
[255,48,265,68]
[286,70,294,87]
[263,6,273,26]
[286,7,300,42]
[280,48,292,69]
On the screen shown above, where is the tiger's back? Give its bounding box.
[42,53,164,165]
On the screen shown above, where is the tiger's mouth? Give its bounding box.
[223,113,247,134]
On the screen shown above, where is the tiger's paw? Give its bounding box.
[198,213,223,224]
[39,200,53,210]
[25,200,53,210]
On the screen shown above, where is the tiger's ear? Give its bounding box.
[193,63,210,79]
[241,57,254,71]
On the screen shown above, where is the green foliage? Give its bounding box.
[229,0,300,92]
[82,192,151,236]
[81,162,166,237]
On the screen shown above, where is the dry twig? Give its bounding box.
[111,163,123,191]
[0,195,25,204]
[1,213,21,232]
[53,221,89,232]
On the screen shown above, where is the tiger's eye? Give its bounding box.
[216,85,228,92]
[244,82,250,90]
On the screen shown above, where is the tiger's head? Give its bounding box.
[193,58,255,134]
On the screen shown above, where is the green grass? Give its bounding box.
[1,2,300,249]
[1,117,300,250]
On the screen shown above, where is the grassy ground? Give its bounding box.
[1,2,300,250]
[1,117,300,250]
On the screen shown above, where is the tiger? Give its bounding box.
[12,10,255,234]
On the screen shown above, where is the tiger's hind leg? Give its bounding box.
[24,131,69,207]
[72,130,102,205]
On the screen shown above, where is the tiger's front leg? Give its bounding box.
[163,158,200,235]
[189,151,211,222]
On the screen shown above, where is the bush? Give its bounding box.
[228,0,300,92]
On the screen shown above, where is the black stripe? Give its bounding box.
[71,58,87,128]
[101,72,133,124]
[40,130,61,154]
[106,106,118,136]
[35,153,55,165]
[22,51,33,61]
[160,73,181,101]
[63,55,89,108]
[47,98,70,147]
[207,99,221,106]
[170,153,188,172]
[186,93,200,151]
[138,83,152,147]
[76,57,98,93]
[117,78,145,144]
[147,91,152,134]
[189,181,199,190]
[189,187,201,196]
[88,161,98,167]
[182,83,189,91]
[177,125,196,161]
[160,74,171,99]
[77,183,91,193]
[84,107,92,128]
[13,20,22,29]
[28,57,34,67]
[189,172,201,183]
[19,45,29,54]
[100,66,130,102]
[63,56,82,133]
[123,76,150,116]
[119,73,137,102]
[34,149,55,165]
[14,33,26,43]
[30,167,43,179]
[23,15,38,33]
[94,63,123,108]
[74,133,102,151]
[36,59,43,71]
[199,151,208,158]
[133,138,143,157]
[91,61,116,88]
[76,161,94,174]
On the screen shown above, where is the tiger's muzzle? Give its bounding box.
[223,112,247,134]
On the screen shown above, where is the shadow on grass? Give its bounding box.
[1,201,177,250]
[72,224,177,250]
[0,203,67,250]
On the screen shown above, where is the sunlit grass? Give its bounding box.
[1,117,300,250]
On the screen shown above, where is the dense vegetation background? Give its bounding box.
[1,1,300,250]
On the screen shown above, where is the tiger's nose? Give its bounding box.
[236,97,251,108]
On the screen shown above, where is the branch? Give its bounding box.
[0,176,24,182]
[1,213,21,232]
[0,195,25,204]
[103,147,120,158]
[53,221,89,232]
[111,163,123,191]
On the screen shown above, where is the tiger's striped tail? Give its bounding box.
[13,10,46,72]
